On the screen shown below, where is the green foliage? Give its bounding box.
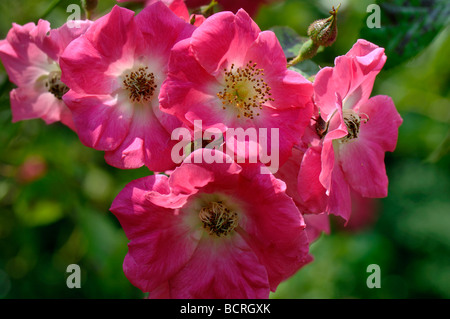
[271,26,310,59]
[270,26,320,78]
[360,0,450,69]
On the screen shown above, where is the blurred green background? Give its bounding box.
[0,0,448,298]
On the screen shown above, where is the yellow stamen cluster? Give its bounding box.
[199,201,238,237]
[217,61,274,119]
[123,67,156,103]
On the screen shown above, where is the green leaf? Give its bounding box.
[270,26,309,59]
[77,206,126,268]
[289,60,321,80]
[15,200,63,227]
[270,26,321,79]
[426,129,450,163]
[360,0,450,69]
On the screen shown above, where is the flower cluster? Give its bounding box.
[0,0,402,298]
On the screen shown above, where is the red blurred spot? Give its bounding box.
[16,155,47,184]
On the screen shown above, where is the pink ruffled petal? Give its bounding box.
[148,281,171,299]
[298,146,328,214]
[191,14,206,27]
[337,96,401,199]
[274,146,303,205]
[160,39,227,129]
[135,1,195,58]
[31,19,93,61]
[125,225,198,292]
[168,235,271,298]
[260,105,312,168]
[358,95,403,153]
[110,175,171,238]
[235,169,311,291]
[83,5,137,63]
[10,88,60,124]
[190,10,260,76]
[338,138,389,198]
[343,191,379,232]
[268,69,314,111]
[346,39,386,76]
[59,106,76,131]
[0,25,51,87]
[167,0,190,22]
[104,108,177,171]
[171,149,242,193]
[59,36,121,95]
[326,162,351,221]
[60,6,140,95]
[304,213,330,243]
[335,42,386,112]
[111,175,200,292]
[62,90,132,151]
[313,66,345,121]
[244,30,287,78]
[319,96,347,191]
[314,39,387,119]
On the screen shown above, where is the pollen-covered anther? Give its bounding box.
[123,67,157,103]
[217,61,274,119]
[45,71,69,100]
[199,201,238,237]
[341,109,361,143]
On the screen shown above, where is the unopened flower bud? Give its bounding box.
[297,39,319,62]
[307,4,339,47]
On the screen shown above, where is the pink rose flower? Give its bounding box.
[275,146,330,243]
[60,3,195,171]
[298,39,403,221]
[335,190,380,232]
[160,9,313,169]
[110,149,311,298]
[303,214,330,243]
[0,20,92,129]
[117,0,205,26]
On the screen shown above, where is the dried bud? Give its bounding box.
[307,4,339,47]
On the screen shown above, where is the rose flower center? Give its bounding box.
[45,71,69,100]
[341,109,361,143]
[199,201,238,237]
[123,67,157,103]
[217,61,274,119]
